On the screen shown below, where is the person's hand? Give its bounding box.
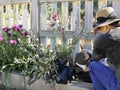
[76,63,89,71]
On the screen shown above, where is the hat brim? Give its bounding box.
[93,19,120,34]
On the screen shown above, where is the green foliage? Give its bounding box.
[0,25,56,85]
[0,25,29,71]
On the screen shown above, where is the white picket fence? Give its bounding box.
[0,0,120,50]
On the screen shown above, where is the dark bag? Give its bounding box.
[56,66,74,84]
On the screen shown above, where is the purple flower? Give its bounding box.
[10,40,17,44]
[2,27,9,32]
[23,31,29,36]
[0,37,4,42]
[52,12,57,21]
[12,24,23,31]
[0,34,3,37]
[18,24,23,28]
[12,25,17,29]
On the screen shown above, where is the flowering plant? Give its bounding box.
[0,25,29,69]
[0,25,56,85]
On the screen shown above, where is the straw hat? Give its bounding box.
[93,7,120,34]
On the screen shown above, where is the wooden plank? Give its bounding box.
[112,0,120,17]
[112,0,120,1]
[0,0,11,4]
[0,0,31,4]
[5,5,12,27]
[61,1,68,31]
[40,3,47,31]
[31,0,40,35]
[84,0,93,31]
[27,4,31,30]
[98,0,107,10]
[11,0,31,3]
[0,5,3,28]
[13,4,19,25]
[50,2,57,49]
[22,4,28,29]
[71,0,80,31]
[39,0,73,3]
[41,37,46,48]
[51,2,57,29]
[39,30,95,40]
[84,40,93,50]
[40,3,47,47]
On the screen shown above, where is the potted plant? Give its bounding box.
[0,25,56,89]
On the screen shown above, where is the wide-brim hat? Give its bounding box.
[93,7,120,34]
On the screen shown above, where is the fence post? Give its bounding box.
[112,0,120,17]
[71,0,80,31]
[84,0,93,32]
[61,1,68,31]
[98,0,107,10]
[31,0,40,35]
[84,0,93,50]
[0,5,3,28]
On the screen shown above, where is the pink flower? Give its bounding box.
[12,25,17,29]
[18,24,23,28]
[52,12,57,21]
[12,24,23,31]
[0,37,4,42]
[0,34,3,37]
[23,31,29,36]
[2,27,9,32]
[10,40,17,44]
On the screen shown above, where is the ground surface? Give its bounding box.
[0,81,93,90]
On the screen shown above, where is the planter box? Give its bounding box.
[0,73,93,90]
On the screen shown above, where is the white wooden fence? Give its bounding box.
[0,0,120,50]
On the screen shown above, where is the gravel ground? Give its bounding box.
[0,85,18,90]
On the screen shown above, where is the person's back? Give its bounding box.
[93,27,120,83]
[79,7,120,90]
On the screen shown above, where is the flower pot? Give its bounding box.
[0,72,25,89]
[0,72,93,90]
[0,72,56,90]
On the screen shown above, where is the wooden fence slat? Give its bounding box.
[51,2,57,29]
[61,1,68,31]
[22,4,28,29]
[6,5,12,27]
[39,0,73,3]
[84,0,93,31]
[98,0,107,10]
[0,0,11,4]
[40,3,47,47]
[71,0,80,31]
[27,4,31,30]
[0,0,31,4]
[40,3,47,30]
[0,5,3,28]
[13,4,19,25]
[31,0,40,35]
[50,2,57,49]
[11,0,31,3]
[112,0,120,17]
